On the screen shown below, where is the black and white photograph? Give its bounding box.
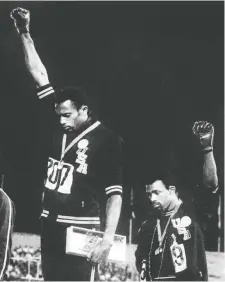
[0,1,223,281]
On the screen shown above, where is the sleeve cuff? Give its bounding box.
[37,84,55,100]
[105,185,123,197]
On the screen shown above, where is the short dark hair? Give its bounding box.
[55,86,96,118]
[146,169,181,190]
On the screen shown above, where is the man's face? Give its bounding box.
[146,180,174,212]
[55,100,88,133]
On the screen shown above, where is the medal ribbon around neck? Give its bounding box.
[157,199,182,248]
[60,121,101,163]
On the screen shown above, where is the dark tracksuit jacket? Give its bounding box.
[35,84,124,281]
[135,203,208,281]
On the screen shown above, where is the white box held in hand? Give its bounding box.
[66,226,126,263]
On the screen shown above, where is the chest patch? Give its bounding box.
[76,139,89,174]
[172,217,192,241]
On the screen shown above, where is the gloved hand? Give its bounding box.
[192,121,214,151]
[10,7,30,34]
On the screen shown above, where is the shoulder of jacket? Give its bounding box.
[98,123,123,141]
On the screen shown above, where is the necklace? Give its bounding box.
[156,216,171,254]
[148,200,182,280]
[148,223,168,281]
[148,225,156,281]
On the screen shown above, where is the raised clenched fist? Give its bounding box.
[192,121,214,150]
[10,7,30,34]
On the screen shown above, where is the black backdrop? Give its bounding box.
[0,1,223,250]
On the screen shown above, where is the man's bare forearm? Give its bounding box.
[20,32,49,87]
[103,195,122,242]
[11,7,49,87]
[192,121,218,192]
[203,151,218,191]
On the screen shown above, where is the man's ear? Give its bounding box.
[79,105,88,114]
[168,185,176,195]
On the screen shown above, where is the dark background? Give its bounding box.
[0,1,223,250]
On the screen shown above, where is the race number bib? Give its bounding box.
[170,234,187,273]
[45,157,74,194]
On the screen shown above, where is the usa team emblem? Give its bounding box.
[78,139,89,149]
[76,139,89,174]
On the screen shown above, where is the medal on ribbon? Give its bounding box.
[58,160,64,170]
[155,247,163,255]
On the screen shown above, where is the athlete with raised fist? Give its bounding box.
[135,121,219,281]
[11,7,123,281]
